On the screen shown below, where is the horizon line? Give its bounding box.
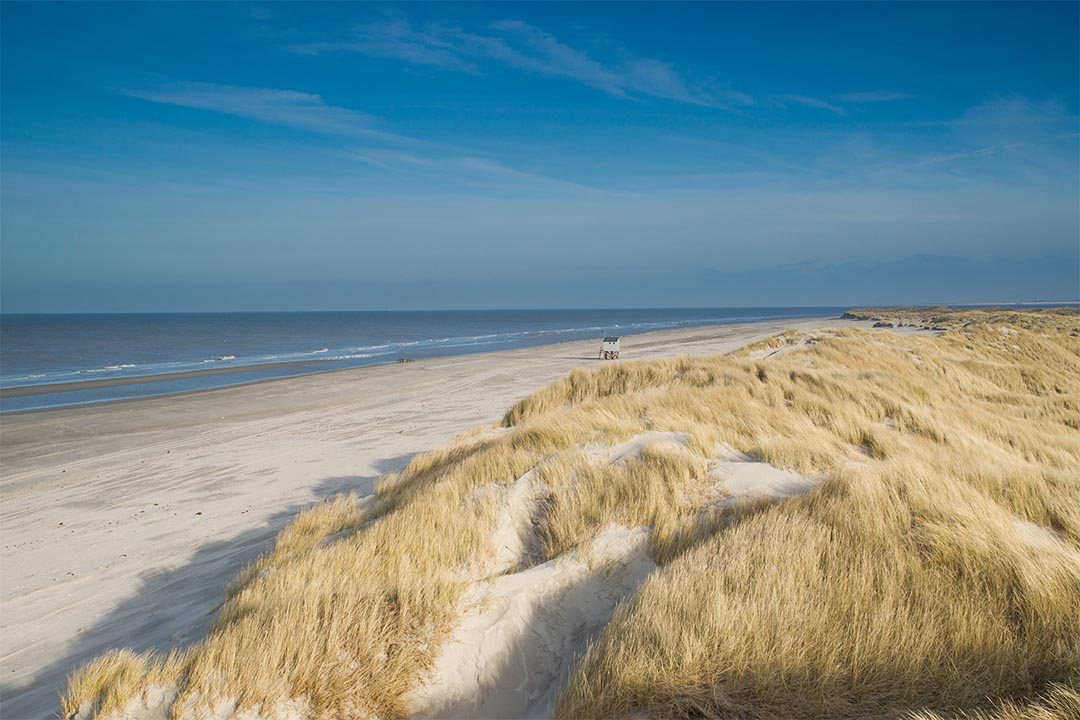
[2,300,1079,317]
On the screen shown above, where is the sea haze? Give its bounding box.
[0,308,855,412]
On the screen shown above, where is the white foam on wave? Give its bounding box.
[80,363,138,374]
[346,343,392,352]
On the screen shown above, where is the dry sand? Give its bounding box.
[0,316,854,718]
[405,433,824,720]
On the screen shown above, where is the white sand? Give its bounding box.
[409,524,655,720]
[710,451,820,506]
[0,316,857,717]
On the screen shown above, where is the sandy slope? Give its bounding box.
[404,433,823,720]
[0,317,850,718]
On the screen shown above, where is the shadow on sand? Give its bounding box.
[3,453,416,720]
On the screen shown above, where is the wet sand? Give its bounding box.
[0,359,326,399]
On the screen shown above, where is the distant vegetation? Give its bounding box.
[65,308,1080,720]
[841,305,1080,331]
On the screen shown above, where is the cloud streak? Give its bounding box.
[292,18,752,109]
[290,18,917,117]
[774,94,846,115]
[121,81,415,144]
[902,98,1080,178]
[121,80,598,192]
[348,148,596,192]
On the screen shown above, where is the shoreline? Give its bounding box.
[0,315,853,718]
[0,357,328,399]
[0,312,844,413]
[0,313,841,415]
[5,303,1076,411]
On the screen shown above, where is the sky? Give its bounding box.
[1,1,1078,312]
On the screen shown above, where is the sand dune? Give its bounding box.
[408,435,819,720]
[409,523,656,719]
[0,317,843,719]
[52,308,1080,720]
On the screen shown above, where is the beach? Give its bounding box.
[0,315,848,718]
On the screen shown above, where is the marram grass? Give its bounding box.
[64,308,1080,720]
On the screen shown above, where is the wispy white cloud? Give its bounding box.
[121,80,596,190]
[857,97,1078,181]
[910,96,1077,134]
[291,18,751,109]
[763,91,911,115]
[349,148,441,170]
[900,144,1011,170]
[953,96,1074,130]
[117,78,1076,203]
[622,59,752,107]
[291,19,481,72]
[481,19,628,97]
[120,81,420,144]
[290,18,915,115]
[775,94,846,115]
[349,148,596,192]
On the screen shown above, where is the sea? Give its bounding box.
[0,308,851,412]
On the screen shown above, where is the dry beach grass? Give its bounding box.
[63,308,1080,719]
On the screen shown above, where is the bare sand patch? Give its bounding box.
[408,524,655,720]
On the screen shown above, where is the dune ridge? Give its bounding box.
[63,308,1080,720]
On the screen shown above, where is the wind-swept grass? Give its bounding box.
[63,308,1080,720]
[909,683,1080,720]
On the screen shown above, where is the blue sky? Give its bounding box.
[2,1,1077,311]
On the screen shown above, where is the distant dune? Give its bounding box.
[60,308,1080,719]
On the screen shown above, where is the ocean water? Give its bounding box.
[0,308,849,412]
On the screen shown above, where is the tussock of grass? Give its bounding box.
[534,440,713,564]
[225,492,371,599]
[64,309,1080,720]
[908,683,1080,720]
